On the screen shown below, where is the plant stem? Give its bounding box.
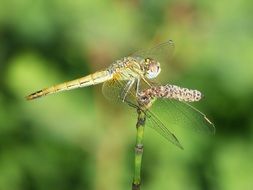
[132,108,146,190]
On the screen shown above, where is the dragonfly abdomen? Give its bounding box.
[26,70,112,100]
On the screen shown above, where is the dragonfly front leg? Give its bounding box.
[120,79,135,102]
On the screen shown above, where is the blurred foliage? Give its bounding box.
[1,0,253,190]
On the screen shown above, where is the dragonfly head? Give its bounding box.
[142,58,161,79]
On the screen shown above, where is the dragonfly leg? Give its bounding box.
[135,78,140,97]
[120,79,135,102]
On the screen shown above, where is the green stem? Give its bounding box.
[132,108,146,190]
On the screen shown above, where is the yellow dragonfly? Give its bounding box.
[26,40,173,101]
[26,40,215,149]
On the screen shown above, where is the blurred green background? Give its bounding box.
[1,0,253,190]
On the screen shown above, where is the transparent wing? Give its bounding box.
[147,98,215,136]
[102,79,124,103]
[141,98,215,149]
[131,40,175,66]
[102,77,137,105]
[145,109,184,149]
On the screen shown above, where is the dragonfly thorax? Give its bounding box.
[141,58,161,79]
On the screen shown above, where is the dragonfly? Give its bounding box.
[26,41,172,101]
[26,40,215,149]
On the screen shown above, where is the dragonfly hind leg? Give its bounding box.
[135,78,140,97]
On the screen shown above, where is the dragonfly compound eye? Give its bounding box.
[144,58,161,79]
